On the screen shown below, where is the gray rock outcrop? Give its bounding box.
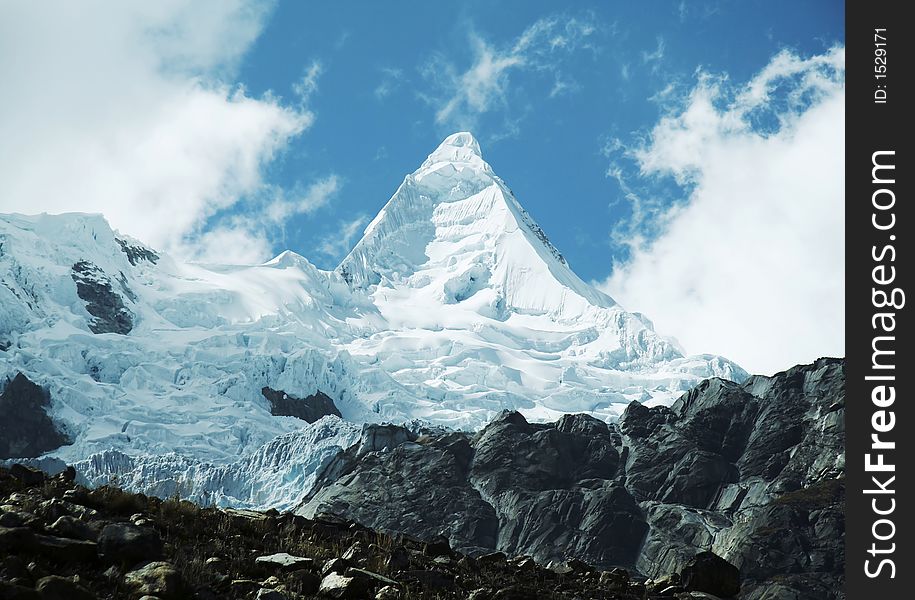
[70,260,134,335]
[298,358,845,599]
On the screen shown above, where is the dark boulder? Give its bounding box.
[0,373,70,459]
[9,464,46,486]
[33,534,98,563]
[423,535,452,557]
[97,522,162,566]
[385,546,410,570]
[47,515,97,541]
[34,575,96,600]
[286,569,321,594]
[680,551,740,598]
[0,581,40,599]
[0,527,37,552]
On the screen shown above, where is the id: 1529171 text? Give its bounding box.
[874,28,887,104]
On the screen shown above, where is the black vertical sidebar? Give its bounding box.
[846,1,910,597]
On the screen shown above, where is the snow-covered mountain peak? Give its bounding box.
[339,133,615,320]
[263,249,315,270]
[420,131,487,172]
[1,135,747,509]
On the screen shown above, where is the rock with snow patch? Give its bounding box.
[70,260,133,335]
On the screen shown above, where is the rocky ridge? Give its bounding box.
[297,358,845,600]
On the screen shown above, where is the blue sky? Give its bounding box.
[0,1,845,372]
[232,0,843,279]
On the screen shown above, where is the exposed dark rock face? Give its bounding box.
[0,373,70,459]
[301,412,645,568]
[468,412,646,568]
[115,238,159,266]
[299,358,845,599]
[631,358,845,598]
[301,427,500,557]
[261,388,342,423]
[70,261,134,335]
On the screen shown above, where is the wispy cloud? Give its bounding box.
[598,46,845,374]
[677,1,688,21]
[317,214,369,261]
[374,67,405,100]
[548,75,580,98]
[641,36,665,68]
[293,60,323,104]
[421,15,598,132]
[265,175,341,223]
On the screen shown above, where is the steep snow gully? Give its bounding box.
[1,132,745,509]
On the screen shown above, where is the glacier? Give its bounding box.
[0,132,745,509]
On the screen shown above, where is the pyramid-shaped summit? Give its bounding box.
[338,132,613,319]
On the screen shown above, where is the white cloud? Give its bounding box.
[548,76,580,98]
[374,67,404,100]
[423,15,597,132]
[677,1,689,22]
[265,175,341,223]
[293,60,323,104]
[0,0,315,263]
[194,221,273,265]
[641,37,665,64]
[599,47,845,375]
[317,214,369,261]
[430,33,523,128]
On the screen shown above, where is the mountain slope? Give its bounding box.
[2,133,744,508]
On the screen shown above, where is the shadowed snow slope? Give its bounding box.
[0,132,745,508]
